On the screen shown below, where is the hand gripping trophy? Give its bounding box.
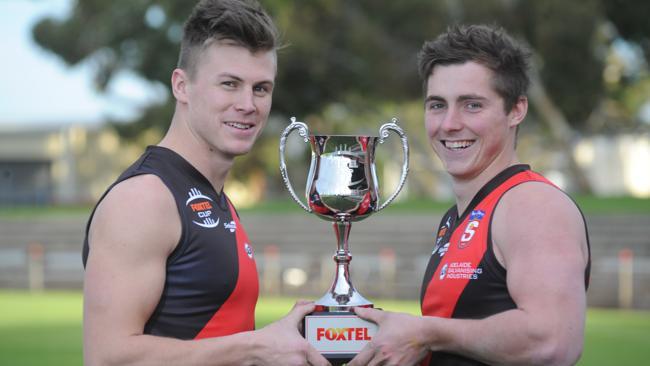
[279,117,409,363]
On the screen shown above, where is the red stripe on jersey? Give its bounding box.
[194,202,259,339]
[421,214,488,318]
[421,170,551,318]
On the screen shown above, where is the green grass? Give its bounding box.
[1,195,647,218]
[578,308,650,366]
[572,195,650,214]
[236,198,458,214]
[0,291,83,366]
[0,291,648,365]
[226,196,650,215]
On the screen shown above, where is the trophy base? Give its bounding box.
[303,310,378,364]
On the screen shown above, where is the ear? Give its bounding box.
[508,96,528,128]
[171,68,190,104]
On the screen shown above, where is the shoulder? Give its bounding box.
[88,174,181,259]
[498,180,582,219]
[496,180,583,226]
[492,180,588,268]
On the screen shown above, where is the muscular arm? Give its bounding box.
[430,182,589,365]
[84,175,328,366]
[351,182,589,366]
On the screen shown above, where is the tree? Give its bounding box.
[32,0,649,196]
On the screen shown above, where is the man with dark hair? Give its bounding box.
[349,24,590,366]
[82,1,330,365]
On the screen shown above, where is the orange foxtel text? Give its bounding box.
[191,201,213,212]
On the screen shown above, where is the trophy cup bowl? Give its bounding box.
[279,117,409,363]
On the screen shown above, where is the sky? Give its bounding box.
[0,0,165,128]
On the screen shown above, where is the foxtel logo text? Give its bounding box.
[316,327,372,341]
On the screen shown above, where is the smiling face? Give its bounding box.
[424,61,527,182]
[172,40,277,161]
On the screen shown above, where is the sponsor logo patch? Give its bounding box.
[436,226,448,245]
[432,216,452,254]
[224,220,237,233]
[439,261,483,281]
[437,242,450,257]
[186,188,219,229]
[439,263,448,280]
[244,243,254,259]
[469,209,485,221]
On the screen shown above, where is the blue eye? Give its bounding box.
[253,84,273,96]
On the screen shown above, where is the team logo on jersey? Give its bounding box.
[224,221,237,233]
[458,210,485,249]
[436,216,452,245]
[435,226,448,245]
[244,243,254,259]
[186,188,220,229]
[432,216,452,255]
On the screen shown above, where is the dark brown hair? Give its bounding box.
[418,24,531,112]
[178,0,280,77]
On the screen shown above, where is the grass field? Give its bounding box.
[1,195,648,218]
[0,291,648,365]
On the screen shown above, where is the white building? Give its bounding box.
[0,124,141,205]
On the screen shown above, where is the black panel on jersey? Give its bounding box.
[420,206,457,305]
[83,146,241,340]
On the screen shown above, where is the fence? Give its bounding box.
[1,213,649,308]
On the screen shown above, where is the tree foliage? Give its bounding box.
[31,0,650,195]
[34,0,649,131]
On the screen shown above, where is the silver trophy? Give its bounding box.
[279,117,409,362]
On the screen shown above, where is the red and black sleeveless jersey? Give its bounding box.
[82,146,259,340]
[419,165,590,366]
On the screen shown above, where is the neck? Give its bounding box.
[158,112,234,193]
[452,153,520,216]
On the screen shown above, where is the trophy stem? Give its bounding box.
[334,216,351,260]
[315,214,373,310]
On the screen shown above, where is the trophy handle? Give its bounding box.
[377,117,409,212]
[279,117,312,213]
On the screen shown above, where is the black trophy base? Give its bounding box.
[327,354,356,366]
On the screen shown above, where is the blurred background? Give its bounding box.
[0,0,649,364]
